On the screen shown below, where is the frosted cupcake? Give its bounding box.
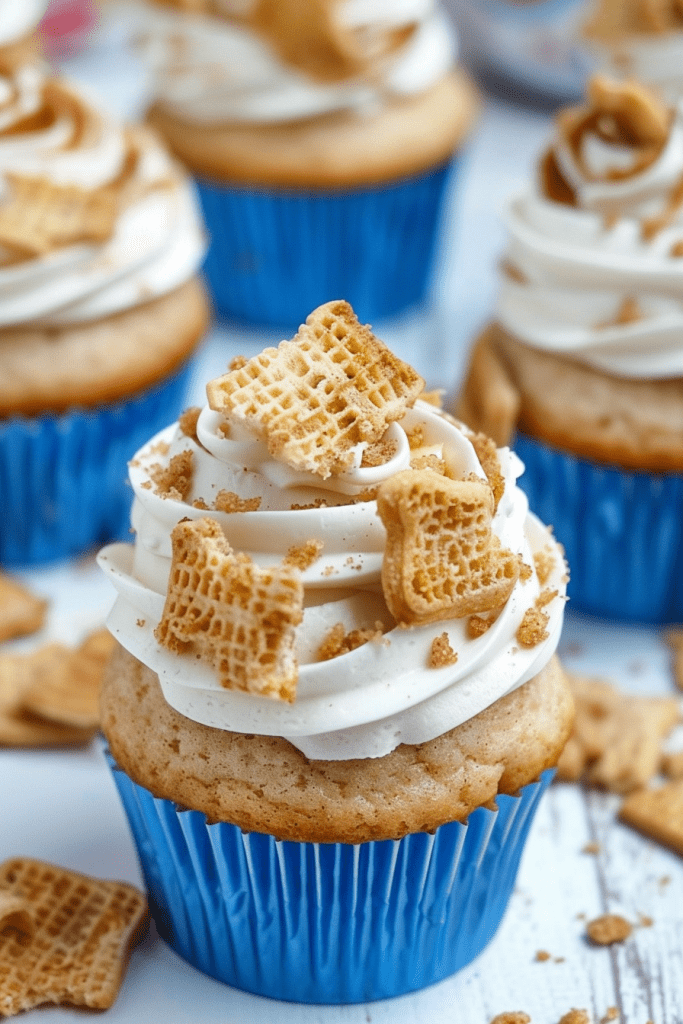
[583,0,683,101]
[130,0,478,327]
[0,5,208,565]
[456,75,683,622]
[98,300,572,1003]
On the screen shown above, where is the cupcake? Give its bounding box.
[130,0,478,328]
[456,75,683,623]
[583,0,683,102]
[0,9,209,566]
[98,299,572,1003]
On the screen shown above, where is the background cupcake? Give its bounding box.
[98,300,572,1003]
[129,0,478,328]
[0,3,208,566]
[583,0,683,102]
[456,75,683,622]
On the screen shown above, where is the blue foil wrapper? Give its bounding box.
[515,433,683,623]
[0,364,192,567]
[107,749,552,1004]
[195,159,458,329]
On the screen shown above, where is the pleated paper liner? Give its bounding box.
[195,159,459,329]
[515,432,683,623]
[107,748,552,1004]
[0,363,192,566]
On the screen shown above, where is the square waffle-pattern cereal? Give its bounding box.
[206,300,424,479]
[0,173,118,261]
[377,469,520,626]
[155,517,303,701]
[0,857,147,1017]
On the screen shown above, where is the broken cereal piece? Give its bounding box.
[155,518,303,701]
[0,857,147,1016]
[214,490,261,513]
[0,574,47,643]
[149,450,194,501]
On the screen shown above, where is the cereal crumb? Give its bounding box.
[291,498,328,510]
[534,548,555,586]
[519,561,533,583]
[317,622,385,661]
[136,619,145,627]
[428,633,458,668]
[516,606,550,647]
[149,450,194,501]
[600,1009,619,1023]
[178,406,201,442]
[535,949,551,962]
[582,842,601,855]
[192,498,209,510]
[284,540,323,570]
[586,914,632,945]
[490,1014,531,1024]
[407,425,424,449]
[468,614,493,638]
[214,490,261,513]
[361,438,398,467]
[559,1012,590,1024]
[638,913,654,927]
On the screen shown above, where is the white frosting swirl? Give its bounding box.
[0,0,46,48]
[0,65,205,326]
[98,400,567,761]
[132,0,456,123]
[499,98,683,378]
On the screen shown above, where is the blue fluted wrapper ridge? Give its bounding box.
[0,364,192,566]
[515,433,683,623]
[196,160,458,329]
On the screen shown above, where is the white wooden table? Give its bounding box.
[3,54,683,1024]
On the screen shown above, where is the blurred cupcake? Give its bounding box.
[456,75,683,622]
[98,300,572,1003]
[583,0,683,102]
[131,0,478,327]
[0,7,208,566]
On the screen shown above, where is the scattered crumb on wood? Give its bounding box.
[586,914,632,945]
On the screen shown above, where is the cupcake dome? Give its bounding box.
[0,21,209,565]
[98,300,572,1002]
[456,75,683,622]
[133,0,478,327]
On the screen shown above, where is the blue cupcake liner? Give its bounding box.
[106,748,552,1004]
[515,433,683,623]
[0,364,192,567]
[195,160,458,329]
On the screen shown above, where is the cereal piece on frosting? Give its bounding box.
[377,469,520,627]
[205,300,424,479]
[317,621,385,661]
[0,856,147,1016]
[214,490,261,513]
[0,173,118,260]
[284,540,323,570]
[155,518,303,701]
[149,450,193,501]
[178,406,201,443]
[516,607,550,648]
[428,633,458,668]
